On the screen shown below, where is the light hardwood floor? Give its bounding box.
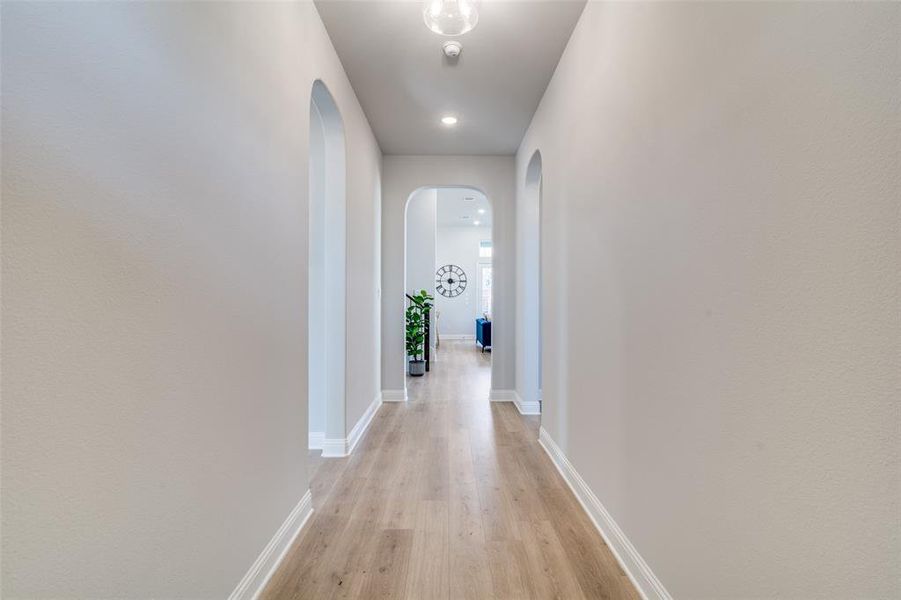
[262,341,639,599]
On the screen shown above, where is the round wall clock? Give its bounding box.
[435,264,467,298]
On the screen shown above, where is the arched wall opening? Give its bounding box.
[380,155,515,403]
[521,150,543,413]
[308,80,347,456]
[403,185,494,389]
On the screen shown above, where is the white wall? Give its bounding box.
[517,2,900,598]
[405,188,437,300]
[381,156,515,396]
[436,225,491,337]
[1,2,381,597]
[344,81,383,436]
[308,101,327,437]
[405,188,437,350]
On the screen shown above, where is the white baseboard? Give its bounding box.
[514,391,541,415]
[308,431,324,451]
[347,393,382,455]
[488,389,515,402]
[538,427,672,600]
[321,393,382,457]
[228,489,313,600]
[489,389,541,415]
[381,388,407,402]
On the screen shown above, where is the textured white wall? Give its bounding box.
[1,2,381,597]
[436,226,491,337]
[381,156,515,394]
[517,2,900,598]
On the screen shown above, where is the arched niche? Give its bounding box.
[308,80,348,456]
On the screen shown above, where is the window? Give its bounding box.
[479,240,492,258]
[478,263,492,317]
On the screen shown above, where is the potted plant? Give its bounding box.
[405,289,433,376]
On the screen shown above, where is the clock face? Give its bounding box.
[436,264,467,298]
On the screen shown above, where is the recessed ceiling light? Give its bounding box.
[441,115,458,126]
[473,220,481,226]
[478,209,485,214]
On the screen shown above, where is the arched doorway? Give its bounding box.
[520,150,543,414]
[308,80,347,456]
[403,186,494,391]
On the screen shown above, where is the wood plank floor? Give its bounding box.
[262,341,639,600]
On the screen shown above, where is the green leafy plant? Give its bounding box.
[405,289,434,362]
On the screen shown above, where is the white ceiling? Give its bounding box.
[314,0,586,155]
[436,187,491,227]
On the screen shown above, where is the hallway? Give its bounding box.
[3,2,899,598]
[263,341,638,599]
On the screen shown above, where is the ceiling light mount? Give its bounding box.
[424,0,479,37]
[442,40,463,58]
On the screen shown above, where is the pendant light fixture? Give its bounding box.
[423,0,479,36]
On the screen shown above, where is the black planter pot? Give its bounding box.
[408,359,426,376]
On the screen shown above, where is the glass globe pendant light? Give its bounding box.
[423,0,479,36]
